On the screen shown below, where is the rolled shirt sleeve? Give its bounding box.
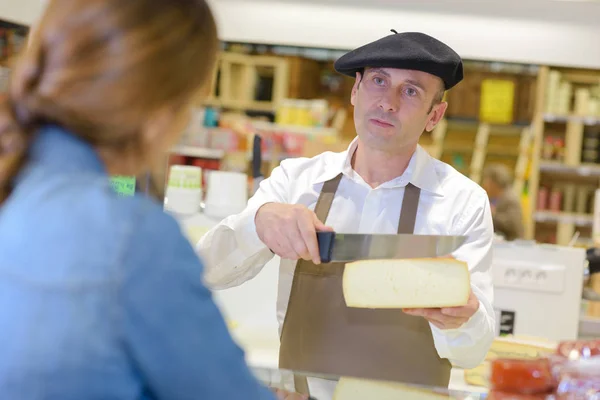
[431,189,496,369]
[198,161,292,289]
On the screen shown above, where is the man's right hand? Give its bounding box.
[255,203,333,264]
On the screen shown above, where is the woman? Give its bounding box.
[0,1,301,399]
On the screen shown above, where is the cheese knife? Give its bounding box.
[316,231,467,263]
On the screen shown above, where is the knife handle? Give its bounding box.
[316,231,335,264]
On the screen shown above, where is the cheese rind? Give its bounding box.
[342,258,470,309]
[333,377,452,400]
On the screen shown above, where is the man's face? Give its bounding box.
[350,67,447,153]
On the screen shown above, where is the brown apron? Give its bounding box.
[279,173,451,394]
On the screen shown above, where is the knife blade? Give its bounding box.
[316,231,467,263]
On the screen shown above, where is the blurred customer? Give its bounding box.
[481,164,524,241]
[0,1,286,399]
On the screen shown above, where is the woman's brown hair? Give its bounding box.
[0,0,219,202]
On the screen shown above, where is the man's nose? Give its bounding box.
[378,90,400,113]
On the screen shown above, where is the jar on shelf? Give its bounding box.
[554,138,565,162]
[309,99,328,127]
[537,186,549,211]
[549,187,563,212]
[542,136,555,160]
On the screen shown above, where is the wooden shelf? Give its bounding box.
[534,211,593,227]
[203,98,276,113]
[446,118,528,134]
[201,51,290,113]
[171,146,225,159]
[250,121,336,137]
[539,161,600,177]
[543,114,600,126]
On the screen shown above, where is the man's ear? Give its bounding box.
[350,72,362,106]
[425,101,448,132]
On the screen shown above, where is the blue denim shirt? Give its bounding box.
[0,126,275,400]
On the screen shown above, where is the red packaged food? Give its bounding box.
[556,340,600,360]
[491,358,555,395]
[548,354,569,387]
[555,358,600,400]
[488,391,551,400]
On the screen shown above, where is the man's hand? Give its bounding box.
[272,388,309,400]
[403,289,480,330]
[255,203,333,264]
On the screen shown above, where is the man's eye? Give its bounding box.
[405,87,418,97]
[373,77,385,86]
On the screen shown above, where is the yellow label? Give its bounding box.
[480,79,515,124]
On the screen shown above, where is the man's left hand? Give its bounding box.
[403,289,480,330]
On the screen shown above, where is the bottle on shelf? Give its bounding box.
[548,187,563,213]
[537,186,549,211]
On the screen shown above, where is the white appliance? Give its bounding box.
[491,240,586,342]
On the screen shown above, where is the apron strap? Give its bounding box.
[398,183,421,234]
[313,173,343,223]
[292,173,342,396]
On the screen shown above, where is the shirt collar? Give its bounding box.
[27,124,106,174]
[313,137,445,197]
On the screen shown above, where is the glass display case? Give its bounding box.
[252,367,487,400]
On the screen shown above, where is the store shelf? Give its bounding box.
[443,144,473,154]
[203,98,276,113]
[534,211,594,226]
[250,120,337,137]
[445,118,528,135]
[543,114,600,126]
[539,161,600,177]
[171,145,225,159]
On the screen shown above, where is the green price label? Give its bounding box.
[111,176,136,197]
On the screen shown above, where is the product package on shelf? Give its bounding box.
[545,69,600,118]
[581,126,600,164]
[248,120,338,162]
[167,153,221,191]
[275,98,329,127]
[542,136,566,162]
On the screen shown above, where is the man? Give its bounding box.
[481,163,524,241]
[198,31,495,396]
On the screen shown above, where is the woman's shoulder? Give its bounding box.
[17,169,191,264]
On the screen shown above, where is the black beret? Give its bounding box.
[334,31,464,90]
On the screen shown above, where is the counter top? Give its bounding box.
[251,367,487,400]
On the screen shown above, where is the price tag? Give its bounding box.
[480,79,516,124]
[110,176,136,197]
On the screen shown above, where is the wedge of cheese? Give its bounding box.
[342,258,470,309]
[333,377,454,400]
[486,335,557,361]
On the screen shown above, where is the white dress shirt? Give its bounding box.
[198,138,496,371]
